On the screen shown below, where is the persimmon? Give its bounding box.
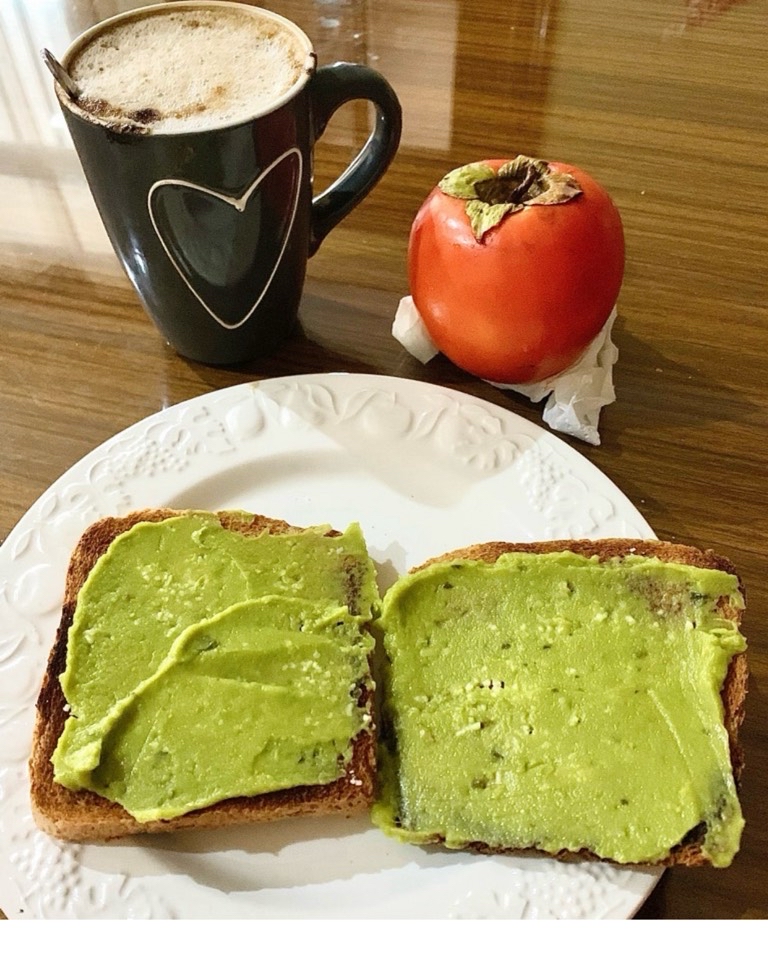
[408,156,625,383]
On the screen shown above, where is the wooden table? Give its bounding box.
[1,0,766,920]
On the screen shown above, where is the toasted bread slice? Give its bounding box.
[375,538,748,867]
[30,509,377,842]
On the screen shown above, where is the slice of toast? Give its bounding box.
[374,538,748,867]
[30,509,378,842]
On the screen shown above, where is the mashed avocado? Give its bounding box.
[57,598,372,820]
[53,513,378,818]
[373,551,746,866]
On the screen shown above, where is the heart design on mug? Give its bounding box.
[147,147,303,330]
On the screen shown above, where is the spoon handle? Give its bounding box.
[41,48,79,99]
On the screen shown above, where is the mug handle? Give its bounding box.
[308,62,402,255]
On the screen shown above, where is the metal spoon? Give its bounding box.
[41,48,79,99]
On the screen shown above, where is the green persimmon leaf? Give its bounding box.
[465,199,522,240]
[439,163,497,199]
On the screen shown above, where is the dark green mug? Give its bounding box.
[55,2,402,365]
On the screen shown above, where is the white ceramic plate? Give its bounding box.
[0,373,662,919]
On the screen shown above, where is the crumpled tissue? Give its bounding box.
[392,296,618,445]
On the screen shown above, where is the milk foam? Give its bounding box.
[68,7,308,133]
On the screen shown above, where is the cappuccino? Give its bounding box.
[66,4,310,134]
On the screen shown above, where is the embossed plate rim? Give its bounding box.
[0,372,660,920]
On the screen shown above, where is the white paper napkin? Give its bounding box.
[392,296,618,446]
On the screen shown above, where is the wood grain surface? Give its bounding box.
[1,0,766,920]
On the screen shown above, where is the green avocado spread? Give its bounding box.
[372,551,746,866]
[53,513,378,820]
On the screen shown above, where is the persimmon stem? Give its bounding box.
[439,156,583,240]
[475,162,543,205]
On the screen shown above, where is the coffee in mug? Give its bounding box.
[54,2,402,365]
[66,5,307,135]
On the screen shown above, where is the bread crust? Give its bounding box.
[404,538,748,867]
[29,509,376,842]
